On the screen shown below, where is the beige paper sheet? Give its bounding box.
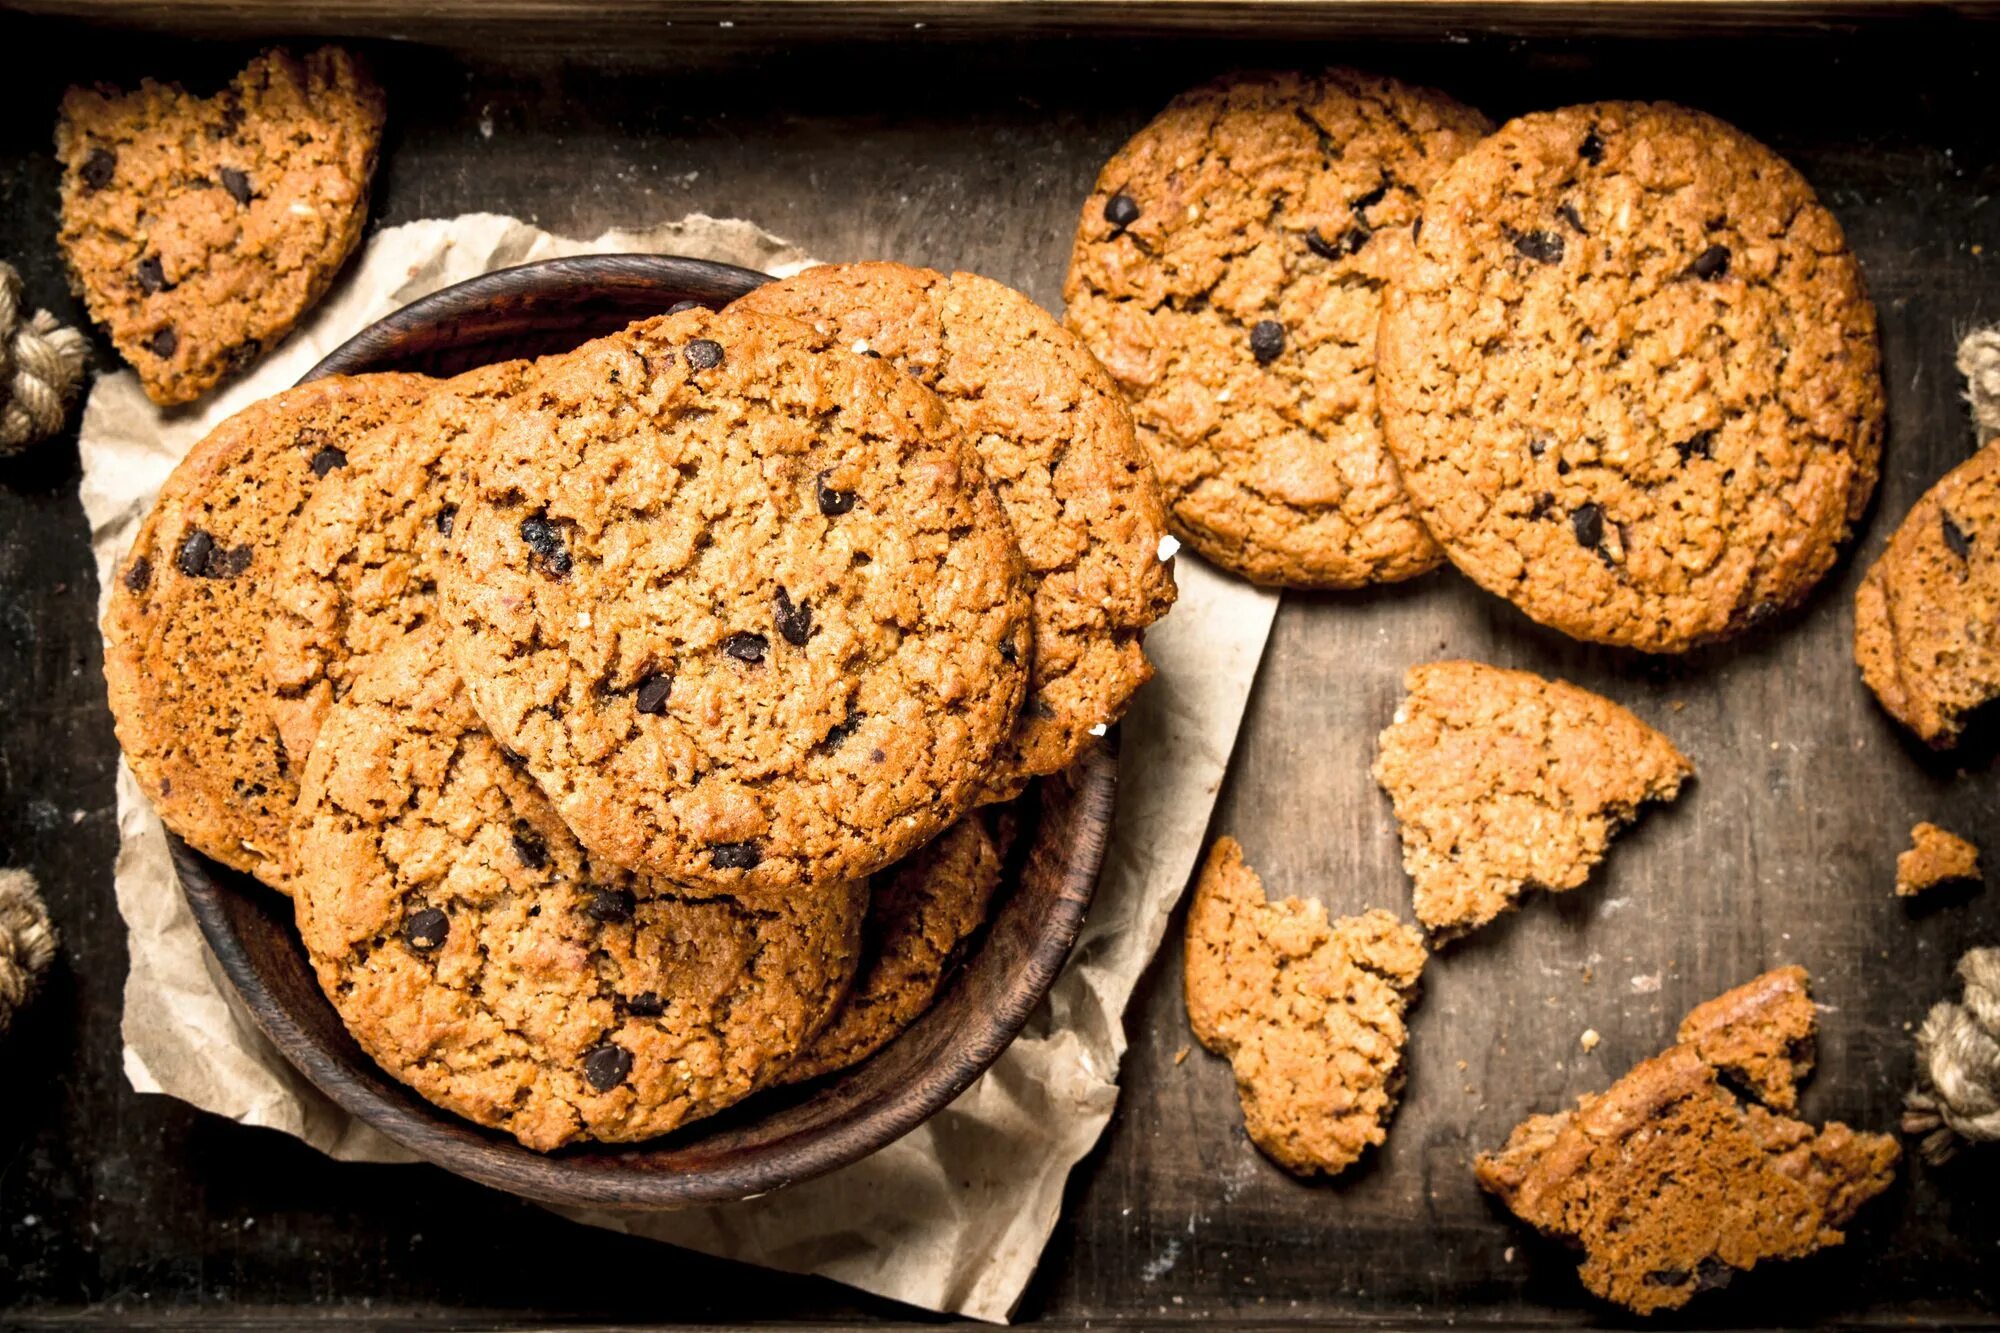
[80,212,1278,1323]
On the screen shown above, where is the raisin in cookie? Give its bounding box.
[56,48,386,406]
[103,372,431,889]
[785,815,1002,1083]
[1478,967,1899,1315]
[442,307,1031,895]
[735,262,1177,800]
[1373,661,1691,937]
[1183,836,1426,1176]
[1378,102,1885,652]
[292,627,866,1151]
[264,360,532,760]
[1855,439,2000,746]
[1896,822,1981,897]
[1064,69,1489,588]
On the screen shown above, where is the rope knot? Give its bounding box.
[1957,327,2000,441]
[0,868,56,1031]
[1904,947,2000,1163]
[0,262,89,455]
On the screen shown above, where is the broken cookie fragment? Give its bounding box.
[1372,660,1692,937]
[1183,836,1426,1176]
[1896,822,1982,897]
[1476,967,1899,1316]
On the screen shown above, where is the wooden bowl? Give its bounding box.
[173,253,1118,1209]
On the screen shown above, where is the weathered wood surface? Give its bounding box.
[1,10,1997,1327]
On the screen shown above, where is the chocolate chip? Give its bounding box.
[119,556,150,593]
[309,446,347,477]
[774,588,812,646]
[435,504,456,536]
[998,637,1017,665]
[511,821,549,870]
[207,545,252,577]
[1528,492,1556,521]
[634,672,673,714]
[519,513,571,577]
[1306,226,1370,260]
[404,907,449,951]
[80,147,116,190]
[666,299,703,314]
[1104,193,1140,229]
[1579,129,1605,163]
[147,327,178,359]
[819,706,863,752]
[1675,431,1715,462]
[1943,512,1973,559]
[1529,438,1550,457]
[626,991,665,1017]
[1512,229,1565,264]
[1250,320,1286,365]
[684,338,724,370]
[1570,502,1605,548]
[220,167,252,206]
[1691,244,1731,280]
[583,1043,633,1091]
[723,632,768,664]
[175,529,216,577]
[136,256,167,294]
[1411,216,1422,243]
[1557,202,1586,234]
[1352,183,1389,213]
[585,886,636,923]
[710,840,762,870]
[815,473,856,516]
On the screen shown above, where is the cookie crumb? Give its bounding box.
[1579,1028,1600,1052]
[1174,1045,1190,1066]
[1896,822,1982,897]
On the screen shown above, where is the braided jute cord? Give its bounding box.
[0,261,89,456]
[0,868,56,1033]
[1905,947,2000,1164]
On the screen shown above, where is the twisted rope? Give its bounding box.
[0,262,89,455]
[1957,327,2000,442]
[1905,947,2000,1163]
[0,868,56,1033]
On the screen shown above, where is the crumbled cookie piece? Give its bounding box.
[1372,660,1692,936]
[1477,967,1899,1315]
[1896,822,1982,897]
[1183,836,1426,1176]
[56,48,386,405]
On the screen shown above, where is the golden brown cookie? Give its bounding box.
[103,372,432,889]
[1477,967,1899,1315]
[56,48,386,406]
[1378,102,1885,652]
[1372,661,1692,937]
[292,627,866,1152]
[785,815,1002,1083]
[1183,836,1426,1176]
[735,262,1178,800]
[1063,69,1489,588]
[1896,822,1981,897]
[441,306,1031,895]
[1855,439,2000,746]
[263,360,532,760]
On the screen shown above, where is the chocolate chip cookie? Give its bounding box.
[1854,439,2000,746]
[103,372,432,889]
[1378,102,1885,651]
[264,360,532,760]
[1064,69,1490,588]
[442,306,1031,895]
[1478,967,1899,1315]
[785,814,1002,1083]
[1373,661,1692,937]
[1183,836,1426,1176]
[735,262,1178,800]
[292,627,866,1151]
[1896,822,1981,897]
[56,48,387,406]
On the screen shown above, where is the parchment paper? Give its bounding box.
[80,212,1279,1322]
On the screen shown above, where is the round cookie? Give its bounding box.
[1377,101,1885,653]
[292,627,867,1151]
[103,371,433,889]
[784,815,1003,1083]
[264,359,533,760]
[736,262,1178,800]
[1063,69,1491,588]
[1854,439,2000,746]
[442,306,1031,895]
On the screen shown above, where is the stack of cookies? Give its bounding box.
[102,263,1178,1150]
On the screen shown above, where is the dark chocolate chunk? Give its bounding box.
[1943,512,1973,559]
[511,821,549,870]
[1528,492,1557,521]
[585,887,636,923]
[1250,319,1286,365]
[1691,244,1732,280]
[403,907,449,951]
[207,545,252,578]
[1104,193,1141,229]
[136,256,167,294]
[634,672,673,714]
[435,504,456,536]
[815,472,857,516]
[309,446,347,477]
[684,338,724,370]
[147,326,179,359]
[1352,182,1389,213]
[80,147,116,190]
[220,167,252,206]
[625,991,666,1017]
[1676,431,1715,462]
[1570,502,1605,548]
[998,637,1017,665]
[582,1043,633,1091]
[1579,129,1605,163]
[710,840,762,870]
[666,299,703,315]
[774,588,812,646]
[519,513,572,577]
[723,631,768,664]
[1307,225,1370,260]
[123,556,151,591]
[1512,229,1565,264]
[1557,202,1586,234]
[175,529,216,577]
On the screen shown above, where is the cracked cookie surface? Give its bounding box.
[1477,966,1899,1315]
[1895,822,1981,897]
[264,359,532,760]
[1183,836,1426,1176]
[291,627,866,1151]
[1855,439,2000,747]
[1063,69,1489,588]
[103,372,432,889]
[56,47,385,406]
[1378,102,1884,651]
[442,306,1031,895]
[736,262,1177,800]
[1373,660,1691,936]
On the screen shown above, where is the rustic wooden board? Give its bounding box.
[1,10,1997,1328]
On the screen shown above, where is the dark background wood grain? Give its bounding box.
[2,6,1998,1327]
